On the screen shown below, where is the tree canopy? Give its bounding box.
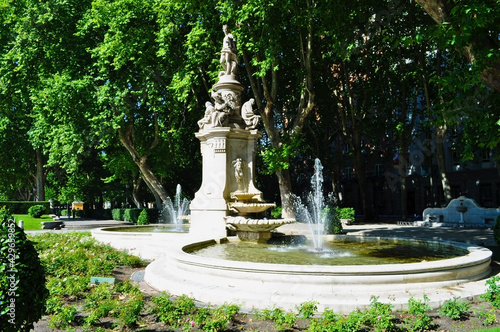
[0,0,498,218]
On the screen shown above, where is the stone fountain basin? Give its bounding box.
[145,235,492,313]
[92,225,190,261]
[227,202,276,214]
[225,216,295,232]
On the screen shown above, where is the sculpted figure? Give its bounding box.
[220,25,238,76]
[197,101,215,129]
[241,98,261,129]
[231,158,245,192]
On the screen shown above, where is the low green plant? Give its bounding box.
[310,309,365,332]
[48,304,78,329]
[482,276,500,308]
[438,296,471,320]
[297,300,318,319]
[137,208,150,225]
[365,296,396,332]
[405,295,433,331]
[271,206,282,218]
[152,293,196,328]
[336,207,355,220]
[195,303,240,331]
[27,204,46,218]
[475,306,497,326]
[260,307,297,331]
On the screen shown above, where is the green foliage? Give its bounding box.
[438,296,471,320]
[260,137,304,175]
[152,293,196,328]
[271,206,282,219]
[481,276,500,308]
[194,303,240,332]
[0,201,50,214]
[365,296,396,332]
[405,295,433,331]
[112,208,159,223]
[259,307,297,331]
[297,300,318,319]
[28,204,46,218]
[336,207,355,221]
[48,304,78,329]
[475,306,497,326]
[0,207,49,332]
[323,208,343,235]
[137,208,150,225]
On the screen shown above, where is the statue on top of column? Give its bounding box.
[220,25,238,77]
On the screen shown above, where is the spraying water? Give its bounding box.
[160,184,190,230]
[293,158,334,251]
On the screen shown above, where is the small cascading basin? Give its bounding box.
[144,235,492,313]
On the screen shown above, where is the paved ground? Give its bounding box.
[279,222,497,247]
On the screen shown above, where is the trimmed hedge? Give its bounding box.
[0,201,50,214]
[111,208,159,223]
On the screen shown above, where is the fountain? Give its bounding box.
[293,158,336,250]
[92,24,493,313]
[160,184,190,229]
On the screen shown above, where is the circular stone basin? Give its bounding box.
[228,202,276,214]
[189,237,468,265]
[92,224,190,261]
[145,235,492,313]
[104,224,189,233]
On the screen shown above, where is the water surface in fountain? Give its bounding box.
[160,184,190,229]
[189,236,467,265]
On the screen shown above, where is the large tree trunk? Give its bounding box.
[416,0,500,93]
[132,175,143,208]
[119,125,169,209]
[35,148,46,201]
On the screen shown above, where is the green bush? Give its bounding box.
[0,207,49,332]
[28,204,46,218]
[137,209,150,225]
[323,208,343,235]
[336,207,355,220]
[481,275,500,308]
[112,208,159,223]
[0,201,50,214]
[438,296,470,320]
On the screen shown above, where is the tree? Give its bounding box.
[218,0,320,217]
[416,0,500,92]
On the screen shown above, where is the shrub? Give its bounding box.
[271,206,282,218]
[365,296,396,332]
[28,204,46,218]
[336,207,355,220]
[438,296,470,320]
[323,208,343,234]
[112,208,158,223]
[0,206,49,332]
[0,201,50,214]
[481,275,500,308]
[137,209,150,225]
[405,295,433,331]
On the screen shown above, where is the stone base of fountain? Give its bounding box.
[144,235,492,313]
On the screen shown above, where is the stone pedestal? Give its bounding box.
[189,127,262,240]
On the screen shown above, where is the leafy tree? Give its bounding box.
[416,0,500,93]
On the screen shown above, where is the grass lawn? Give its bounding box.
[13,214,54,230]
